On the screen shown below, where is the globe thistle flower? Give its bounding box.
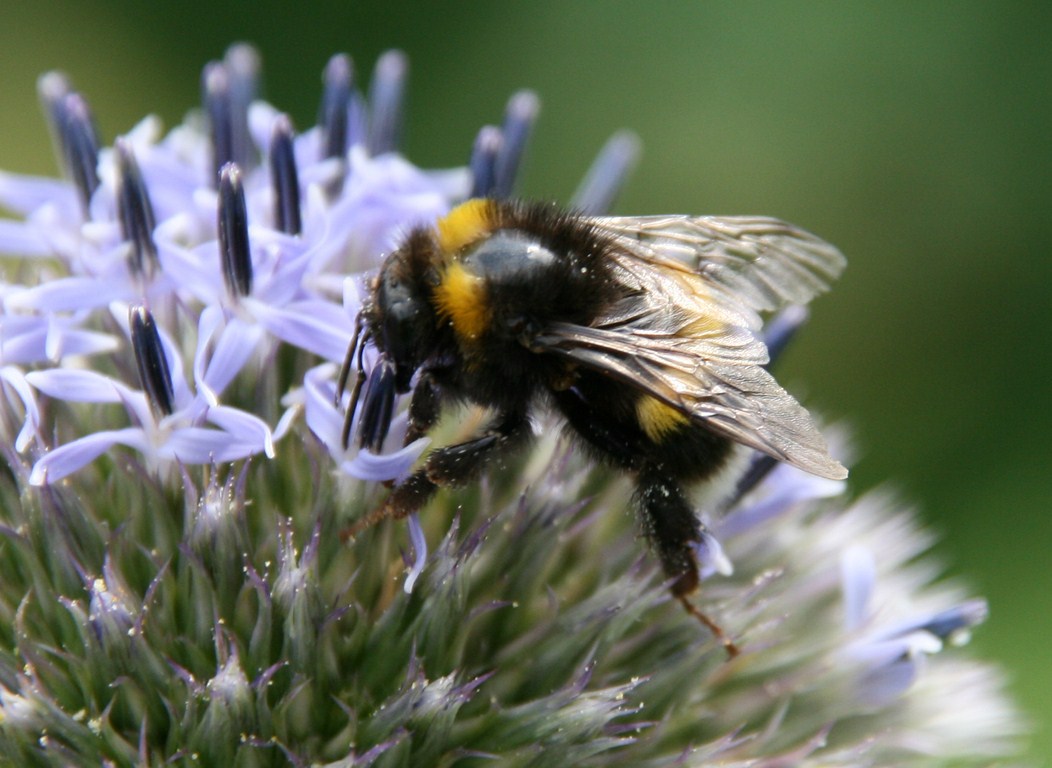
[0,44,1029,765]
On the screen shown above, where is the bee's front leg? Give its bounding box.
[347,409,530,535]
[403,369,443,446]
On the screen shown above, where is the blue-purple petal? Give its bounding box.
[301,364,342,448]
[695,530,734,579]
[0,219,52,257]
[196,311,266,403]
[403,512,427,594]
[1,366,42,452]
[0,172,78,217]
[205,404,276,457]
[341,438,429,483]
[26,368,129,404]
[29,427,148,484]
[8,276,133,313]
[252,299,353,361]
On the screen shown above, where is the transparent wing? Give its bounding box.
[536,319,846,480]
[532,214,847,479]
[589,214,846,314]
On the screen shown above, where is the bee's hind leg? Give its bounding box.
[635,465,740,657]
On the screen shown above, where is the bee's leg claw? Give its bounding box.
[635,466,740,659]
[342,410,526,541]
[341,472,438,543]
[678,596,740,658]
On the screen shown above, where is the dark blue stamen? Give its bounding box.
[900,600,989,643]
[318,54,354,196]
[130,305,174,418]
[571,130,641,215]
[38,73,100,216]
[37,71,71,145]
[721,454,780,512]
[115,139,159,277]
[202,61,235,187]
[269,115,301,235]
[319,54,353,163]
[469,125,502,199]
[60,95,102,217]
[493,90,539,199]
[218,163,252,298]
[222,43,261,173]
[366,50,408,156]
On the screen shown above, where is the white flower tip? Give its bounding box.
[696,530,733,578]
[199,382,220,408]
[905,630,944,656]
[403,513,427,594]
[403,568,421,595]
[28,462,47,486]
[948,628,973,648]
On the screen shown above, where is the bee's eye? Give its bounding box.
[374,270,425,393]
[379,268,412,311]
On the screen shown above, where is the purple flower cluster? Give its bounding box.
[0,44,641,593]
[0,48,476,488]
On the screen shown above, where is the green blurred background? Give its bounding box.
[1,1,1048,759]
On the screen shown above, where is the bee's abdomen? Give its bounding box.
[554,372,734,482]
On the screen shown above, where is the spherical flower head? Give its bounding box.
[0,44,1029,766]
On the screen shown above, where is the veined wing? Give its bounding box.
[589,214,846,314]
[536,319,846,480]
[532,214,847,479]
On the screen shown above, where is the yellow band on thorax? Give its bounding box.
[436,198,496,254]
[433,261,491,342]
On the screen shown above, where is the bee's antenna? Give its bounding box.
[336,314,363,403]
[338,315,370,448]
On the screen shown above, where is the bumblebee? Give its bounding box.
[341,198,846,653]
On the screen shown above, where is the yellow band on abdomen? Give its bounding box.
[636,395,690,442]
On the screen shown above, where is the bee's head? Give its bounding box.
[353,232,440,452]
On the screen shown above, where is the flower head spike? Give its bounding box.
[318,53,355,162]
[316,52,365,198]
[0,45,1028,767]
[570,129,641,215]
